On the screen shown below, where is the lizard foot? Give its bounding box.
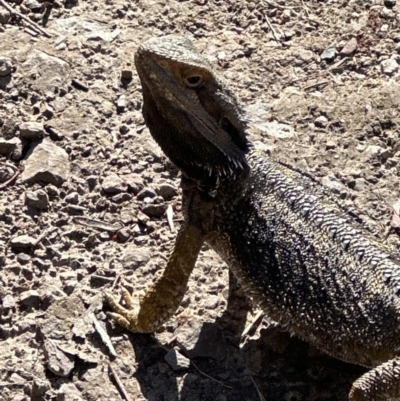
[105,287,145,333]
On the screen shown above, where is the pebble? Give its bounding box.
[320,45,338,61]
[10,235,36,249]
[122,245,151,269]
[142,203,166,218]
[17,253,31,265]
[65,192,79,204]
[314,116,328,128]
[0,7,10,24]
[156,183,178,200]
[22,139,70,186]
[20,290,41,306]
[0,57,13,76]
[137,187,157,200]
[381,58,399,75]
[2,294,16,310]
[25,189,49,209]
[164,348,190,371]
[101,173,127,194]
[340,37,357,56]
[19,121,45,139]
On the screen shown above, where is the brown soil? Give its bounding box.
[1,1,400,400]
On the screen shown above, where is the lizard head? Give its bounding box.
[135,36,249,191]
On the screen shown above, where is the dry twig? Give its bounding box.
[264,14,281,44]
[0,0,52,38]
[250,376,267,401]
[0,169,19,190]
[191,361,233,389]
[108,364,133,401]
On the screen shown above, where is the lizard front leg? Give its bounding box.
[349,357,400,401]
[105,224,205,333]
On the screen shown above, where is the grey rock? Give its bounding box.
[20,49,70,94]
[19,121,45,139]
[0,7,11,24]
[340,37,357,56]
[44,339,75,378]
[314,116,328,128]
[381,58,399,76]
[17,253,31,265]
[156,183,178,200]
[321,45,338,61]
[10,235,36,249]
[65,192,79,204]
[57,383,83,401]
[2,294,16,309]
[142,203,166,218]
[117,228,131,242]
[0,57,13,76]
[101,173,127,194]
[137,187,157,200]
[20,290,41,306]
[122,245,151,269]
[25,189,49,209]
[0,137,22,157]
[164,348,190,371]
[22,139,70,186]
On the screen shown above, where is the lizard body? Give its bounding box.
[106,36,400,401]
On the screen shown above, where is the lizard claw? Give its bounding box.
[104,288,141,332]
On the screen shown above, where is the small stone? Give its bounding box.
[326,140,336,150]
[20,290,41,306]
[320,45,338,61]
[280,9,291,23]
[340,37,357,56]
[116,95,126,111]
[2,294,16,309]
[314,116,328,128]
[17,253,31,265]
[137,187,157,200]
[10,235,36,249]
[117,228,131,242]
[57,383,83,401]
[348,178,366,192]
[111,193,132,203]
[65,192,79,204]
[19,121,45,139]
[121,68,133,80]
[86,175,98,189]
[101,173,127,194]
[25,189,49,209]
[381,58,399,76]
[384,0,396,8]
[0,57,13,76]
[0,137,22,156]
[0,7,11,24]
[142,203,166,218]
[22,139,70,186]
[164,348,190,371]
[122,246,151,269]
[99,232,110,241]
[156,183,178,200]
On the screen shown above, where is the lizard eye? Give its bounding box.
[184,75,203,87]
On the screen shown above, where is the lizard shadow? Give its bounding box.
[129,272,366,401]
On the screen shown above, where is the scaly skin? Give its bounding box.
[105,36,400,401]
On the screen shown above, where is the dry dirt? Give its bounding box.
[1,0,400,400]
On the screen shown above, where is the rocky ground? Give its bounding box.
[1,0,400,400]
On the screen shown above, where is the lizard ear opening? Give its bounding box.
[220,116,248,153]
